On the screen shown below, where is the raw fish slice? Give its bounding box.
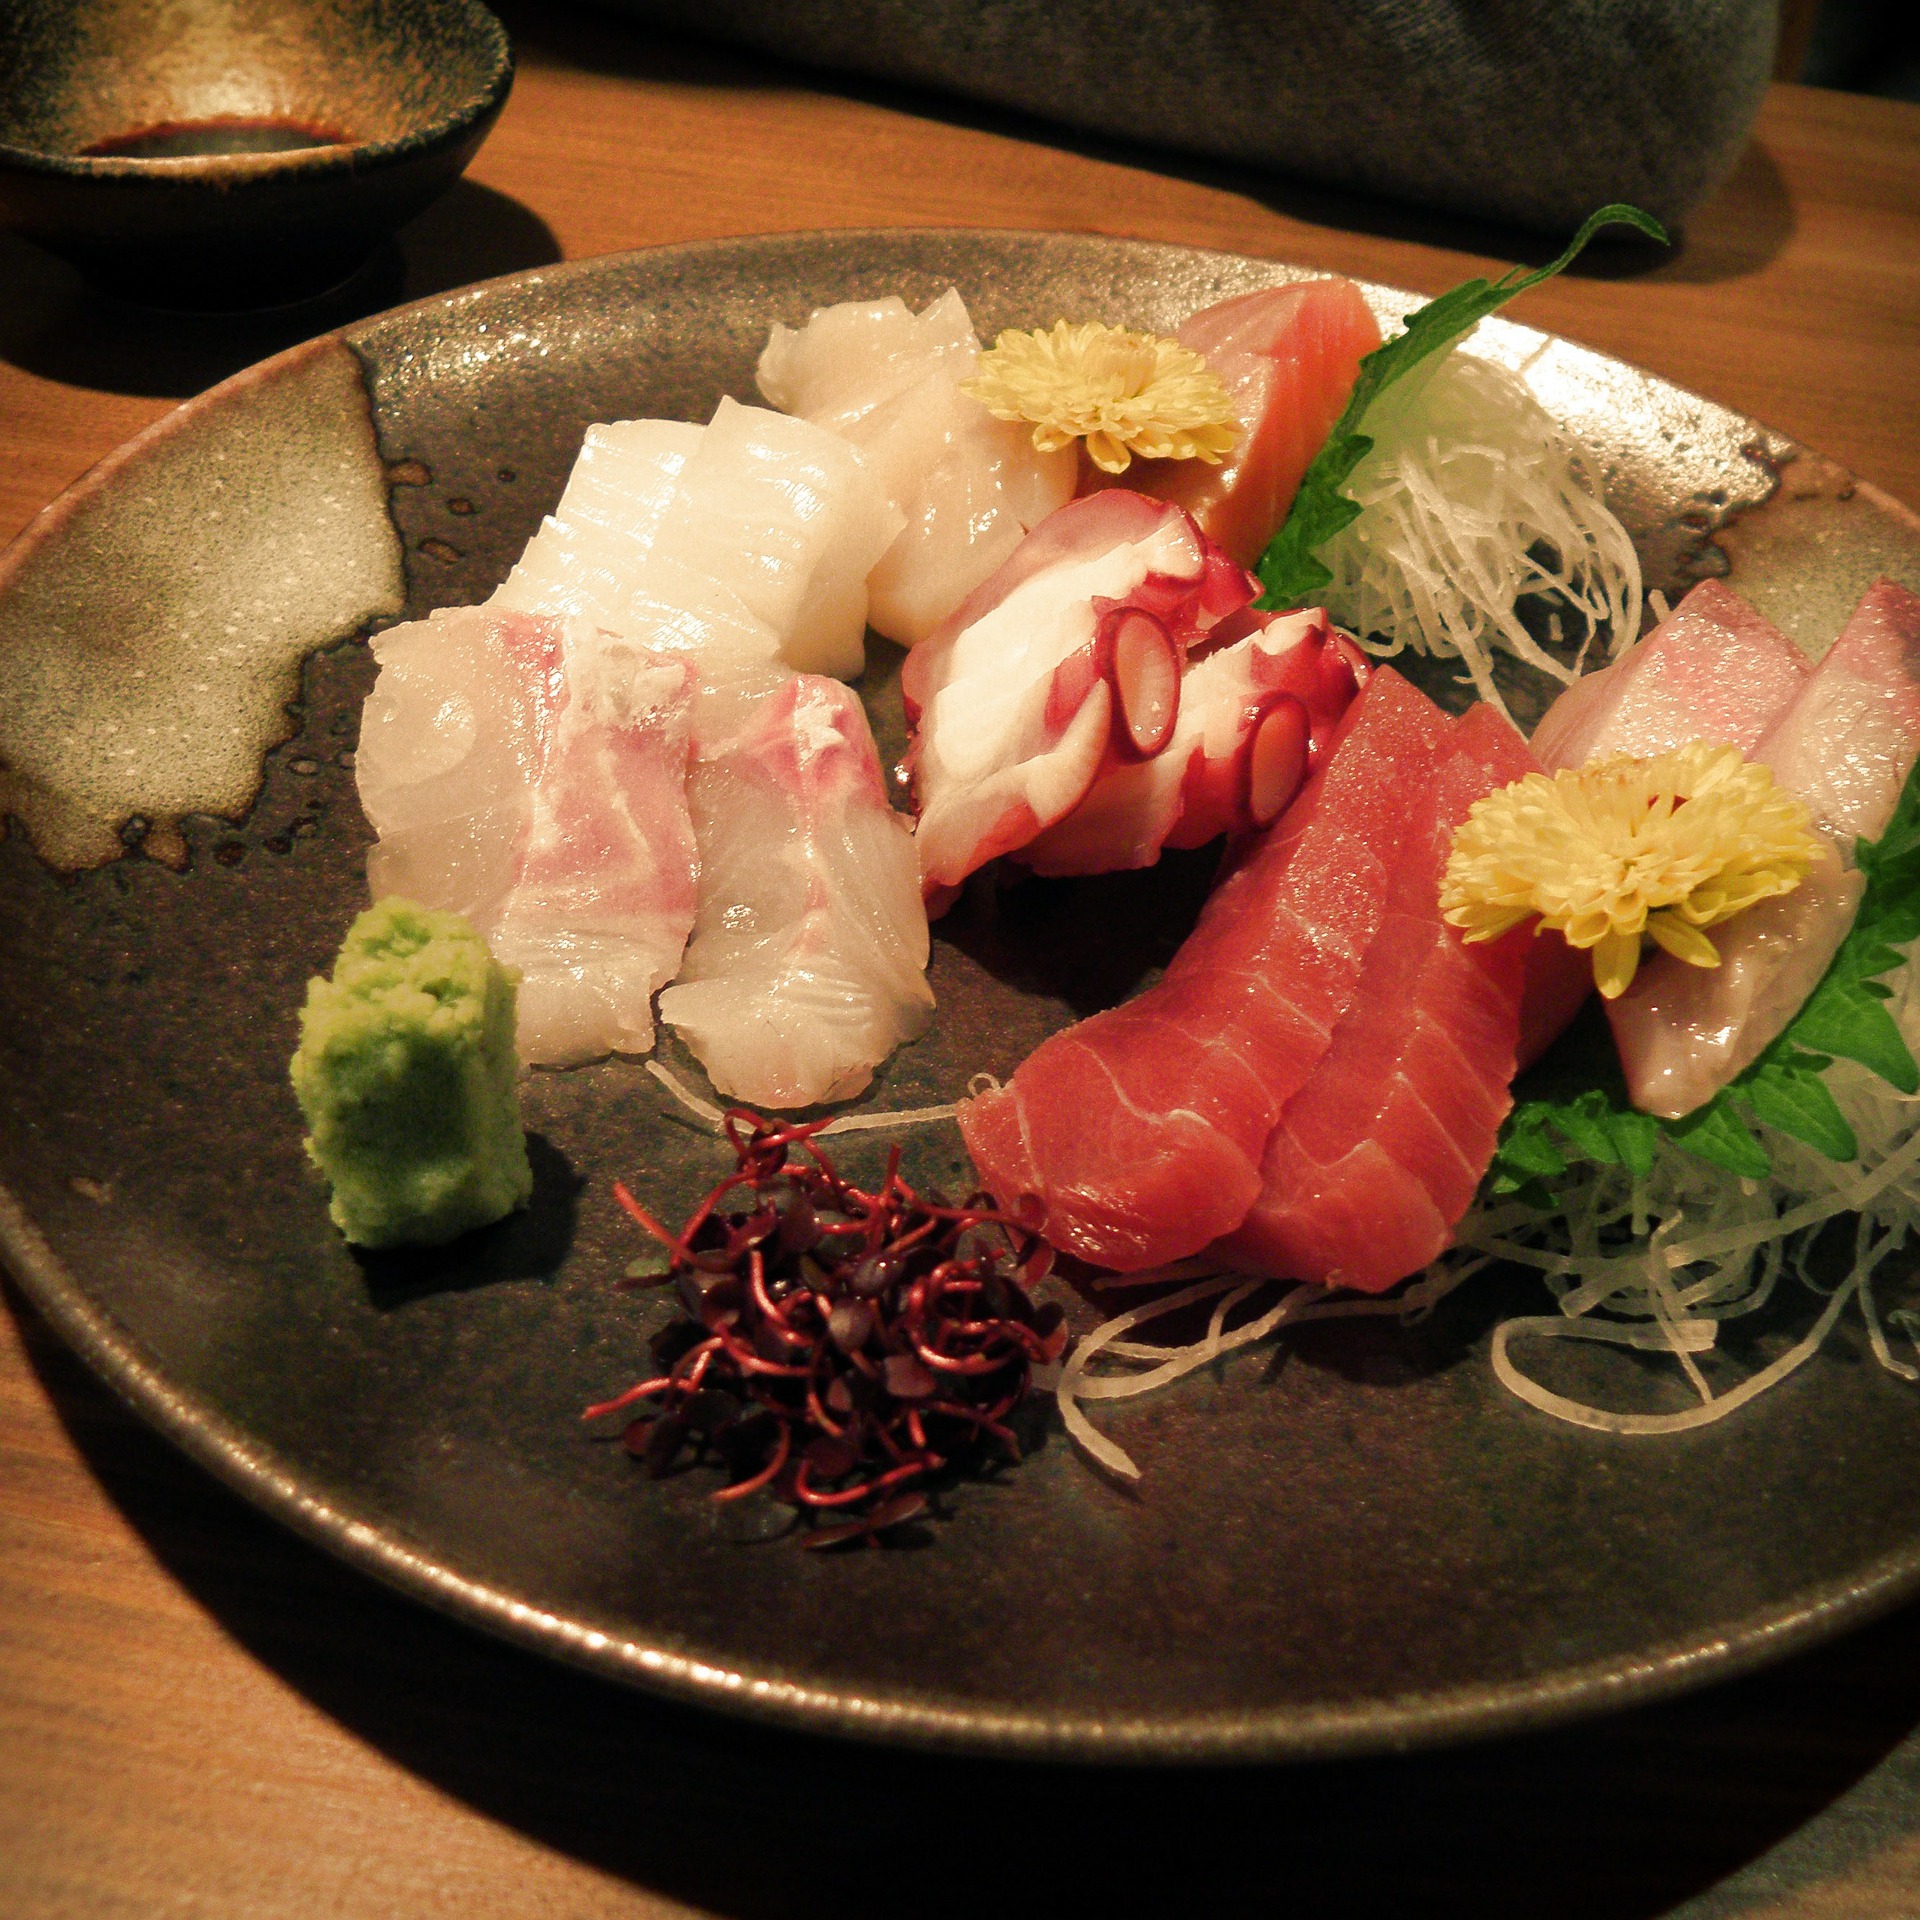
[494,421,704,629]
[1091,279,1381,569]
[356,606,566,931]
[491,632,699,1067]
[1215,703,1536,1288]
[757,291,977,425]
[659,676,933,1108]
[906,492,1253,900]
[1529,578,1807,772]
[1610,851,1864,1120]
[1016,608,1363,875]
[958,670,1454,1270]
[1611,577,1920,1117]
[758,289,1077,646]
[652,398,902,678]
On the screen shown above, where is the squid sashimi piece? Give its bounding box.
[1529,577,1809,773]
[958,670,1455,1271]
[489,637,699,1066]
[1213,703,1537,1290]
[1016,608,1364,876]
[758,289,1078,646]
[1612,576,1920,1118]
[650,399,902,679]
[357,606,567,931]
[494,419,705,633]
[357,610,700,1066]
[904,491,1255,903]
[1090,279,1382,569]
[495,401,899,690]
[659,676,933,1109]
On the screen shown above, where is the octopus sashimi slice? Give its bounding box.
[905,491,1255,901]
[490,633,699,1067]
[1015,608,1364,876]
[758,289,1078,646]
[1215,702,1537,1290]
[659,676,933,1109]
[1612,576,1920,1118]
[1529,577,1809,773]
[357,606,567,932]
[958,669,1455,1271]
[1089,279,1382,569]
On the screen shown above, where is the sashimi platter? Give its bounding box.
[5,222,1920,1758]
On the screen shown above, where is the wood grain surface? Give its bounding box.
[3,7,1920,1916]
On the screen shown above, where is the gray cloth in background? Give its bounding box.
[598,0,1779,233]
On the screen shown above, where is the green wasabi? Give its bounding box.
[291,898,532,1248]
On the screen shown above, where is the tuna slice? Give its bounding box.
[958,669,1456,1272]
[357,608,700,1067]
[1529,577,1808,772]
[1091,278,1382,569]
[904,490,1256,903]
[1212,702,1536,1289]
[1611,576,1920,1117]
[658,675,934,1109]
[757,289,1078,646]
[1015,607,1365,876]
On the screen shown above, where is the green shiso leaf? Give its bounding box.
[1253,203,1669,611]
[1493,756,1920,1201]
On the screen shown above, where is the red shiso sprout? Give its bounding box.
[588,1110,1065,1546]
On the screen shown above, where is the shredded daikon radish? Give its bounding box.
[1051,957,1920,1471]
[646,1057,956,1137]
[1452,953,1920,1432]
[1319,350,1642,720]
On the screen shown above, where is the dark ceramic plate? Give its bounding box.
[5,231,1920,1763]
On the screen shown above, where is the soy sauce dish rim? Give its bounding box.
[0,3,512,183]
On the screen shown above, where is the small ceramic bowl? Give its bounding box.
[0,0,513,307]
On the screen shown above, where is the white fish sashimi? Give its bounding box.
[357,606,566,931]
[356,608,699,1069]
[659,675,933,1108]
[491,633,699,1066]
[495,402,897,691]
[495,420,703,633]
[757,289,1077,648]
[651,399,902,679]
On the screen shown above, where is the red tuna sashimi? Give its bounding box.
[1213,702,1536,1290]
[1086,279,1382,569]
[958,670,1454,1271]
[1014,608,1365,876]
[1529,578,1808,773]
[1611,576,1920,1118]
[904,491,1254,905]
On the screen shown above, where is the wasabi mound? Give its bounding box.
[291,898,532,1248]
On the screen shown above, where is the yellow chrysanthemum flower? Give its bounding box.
[960,320,1240,475]
[1440,741,1822,1000]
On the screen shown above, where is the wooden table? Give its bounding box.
[4,11,1920,1915]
